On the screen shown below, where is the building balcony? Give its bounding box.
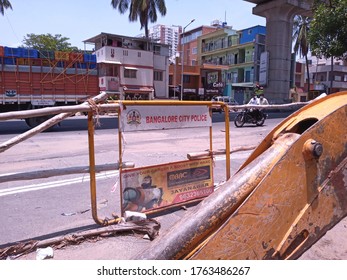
[331,81,347,89]
[95,46,154,67]
[310,80,347,91]
[310,64,347,73]
[201,63,229,70]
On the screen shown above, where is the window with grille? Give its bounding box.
[154,71,163,81]
[124,69,137,78]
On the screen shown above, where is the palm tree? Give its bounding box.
[111,0,167,37]
[292,15,311,93]
[0,0,12,15]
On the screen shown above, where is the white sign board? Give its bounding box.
[120,105,211,132]
[259,51,269,86]
[31,100,56,106]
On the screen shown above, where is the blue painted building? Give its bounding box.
[239,25,266,44]
[198,25,266,104]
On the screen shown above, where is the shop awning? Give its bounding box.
[124,66,138,70]
[183,72,200,76]
[100,60,122,64]
[123,87,154,94]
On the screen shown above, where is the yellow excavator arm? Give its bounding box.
[136,91,347,260]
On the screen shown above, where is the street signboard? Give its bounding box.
[120,105,211,131]
[259,51,269,86]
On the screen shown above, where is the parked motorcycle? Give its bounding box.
[234,108,267,127]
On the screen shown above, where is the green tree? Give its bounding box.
[292,15,311,93]
[309,0,347,93]
[21,33,78,51]
[309,0,347,59]
[0,0,12,15]
[111,0,167,37]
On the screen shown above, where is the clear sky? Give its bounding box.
[1,0,265,50]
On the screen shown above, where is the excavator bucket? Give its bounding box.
[136,91,347,260]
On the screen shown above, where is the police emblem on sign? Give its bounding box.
[126,109,141,125]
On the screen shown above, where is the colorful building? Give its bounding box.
[169,24,266,103]
[169,23,229,100]
[199,25,266,103]
[84,33,170,100]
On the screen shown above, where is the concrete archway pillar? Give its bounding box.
[252,0,313,103]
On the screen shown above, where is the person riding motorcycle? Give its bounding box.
[258,93,269,120]
[247,94,260,122]
[258,93,269,105]
[234,88,268,127]
[248,83,268,122]
[234,93,267,127]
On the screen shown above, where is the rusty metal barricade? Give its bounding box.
[87,100,231,225]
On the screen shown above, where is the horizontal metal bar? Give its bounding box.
[0,104,120,121]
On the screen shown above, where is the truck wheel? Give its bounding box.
[25,116,55,130]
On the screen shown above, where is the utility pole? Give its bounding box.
[181,19,195,101]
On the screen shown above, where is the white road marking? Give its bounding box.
[0,152,251,197]
[0,171,119,197]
